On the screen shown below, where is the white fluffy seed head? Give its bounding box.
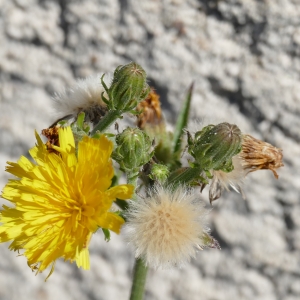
[124,186,209,269]
[52,74,110,120]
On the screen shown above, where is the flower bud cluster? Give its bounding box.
[0,59,285,291]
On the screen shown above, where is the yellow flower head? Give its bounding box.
[0,127,133,277]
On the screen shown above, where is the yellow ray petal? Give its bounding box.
[106,184,134,200]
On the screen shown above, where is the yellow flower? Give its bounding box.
[0,127,133,277]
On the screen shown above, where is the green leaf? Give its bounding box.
[57,120,69,126]
[115,199,129,211]
[76,112,85,129]
[102,228,111,241]
[110,175,129,211]
[172,82,194,155]
[166,166,202,188]
[202,232,221,249]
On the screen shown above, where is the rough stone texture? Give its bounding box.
[0,0,299,299]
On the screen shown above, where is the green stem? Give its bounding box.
[172,82,194,155]
[166,166,202,189]
[129,258,148,300]
[127,171,139,186]
[127,170,139,200]
[126,170,147,299]
[91,110,121,135]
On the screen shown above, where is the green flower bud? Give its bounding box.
[149,164,170,183]
[113,128,153,171]
[102,62,150,112]
[188,122,242,172]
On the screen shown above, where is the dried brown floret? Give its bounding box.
[41,126,60,154]
[136,88,162,129]
[240,134,284,179]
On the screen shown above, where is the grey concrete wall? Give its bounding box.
[0,1,299,299]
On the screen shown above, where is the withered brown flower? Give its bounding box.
[136,88,162,129]
[240,134,284,179]
[208,133,284,203]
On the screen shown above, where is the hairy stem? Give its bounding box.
[91,110,121,135]
[129,258,148,300]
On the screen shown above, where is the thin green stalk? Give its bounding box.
[172,82,194,155]
[91,110,121,135]
[126,169,148,300]
[129,258,148,300]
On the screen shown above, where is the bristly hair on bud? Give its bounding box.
[239,134,284,179]
[124,185,215,269]
[149,164,170,183]
[52,74,109,124]
[188,122,242,173]
[112,127,153,172]
[101,62,150,112]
